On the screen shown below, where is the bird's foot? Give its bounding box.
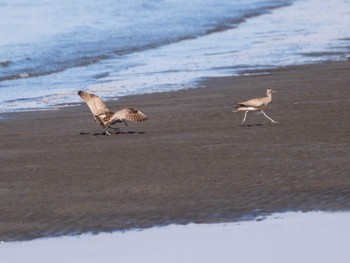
[105,131,112,136]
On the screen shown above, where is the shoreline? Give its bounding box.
[1,60,350,241]
[3,211,350,263]
[2,0,350,114]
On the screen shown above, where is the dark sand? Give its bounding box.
[1,60,350,241]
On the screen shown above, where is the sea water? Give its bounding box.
[0,0,349,113]
[1,211,350,263]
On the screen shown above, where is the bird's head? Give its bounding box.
[266,89,276,95]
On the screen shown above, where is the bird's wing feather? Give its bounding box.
[111,108,148,122]
[78,91,110,116]
[237,97,265,108]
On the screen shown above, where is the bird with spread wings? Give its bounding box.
[78,91,148,135]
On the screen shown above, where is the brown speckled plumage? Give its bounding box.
[233,89,278,125]
[78,90,148,135]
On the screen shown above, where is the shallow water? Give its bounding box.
[1,211,350,263]
[0,0,349,113]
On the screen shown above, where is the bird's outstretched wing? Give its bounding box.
[78,91,110,116]
[111,108,148,123]
[237,97,265,108]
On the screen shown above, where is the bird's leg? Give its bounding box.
[241,111,248,125]
[108,126,120,131]
[102,125,112,135]
[261,110,278,124]
[123,120,128,126]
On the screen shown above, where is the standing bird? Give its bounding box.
[233,89,278,125]
[78,90,148,135]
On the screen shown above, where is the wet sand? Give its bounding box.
[1,60,350,241]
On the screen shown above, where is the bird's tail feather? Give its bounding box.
[232,106,245,112]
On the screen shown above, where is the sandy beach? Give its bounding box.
[1,60,350,241]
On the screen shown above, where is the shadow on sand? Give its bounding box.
[79,131,146,136]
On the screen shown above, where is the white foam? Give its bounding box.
[1,211,350,263]
[1,0,350,113]
[90,0,350,96]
